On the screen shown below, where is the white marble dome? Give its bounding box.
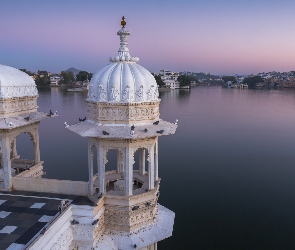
[87,27,159,103]
[0,64,38,99]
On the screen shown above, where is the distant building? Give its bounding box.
[37,70,50,77]
[50,75,61,85]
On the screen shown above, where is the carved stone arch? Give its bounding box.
[23,131,36,143]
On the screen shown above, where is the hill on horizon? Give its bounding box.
[66,67,81,76]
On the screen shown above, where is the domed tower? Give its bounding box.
[0,65,48,190]
[68,17,177,249]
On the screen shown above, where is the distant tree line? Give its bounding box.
[19,69,93,86]
[242,76,263,89]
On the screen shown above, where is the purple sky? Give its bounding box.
[1,0,295,75]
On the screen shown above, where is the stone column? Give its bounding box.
[139,148,145,175]
[117,150,122,173]
[12,138,17,159]
[124,147,133,196]
[98,145,105,194]
[154,141,158,182]
[33,131,40,164]
[1,136,12,189]
[148,145,155,190]
[88,143,94,195]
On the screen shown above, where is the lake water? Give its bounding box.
[17,86,295,249]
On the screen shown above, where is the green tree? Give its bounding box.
[35,76,50,87]
[177,75,191,87]
[60,71,75,84]
[187,75,200,84]
[19,69,33,76]
[152,74,165,87]
[222,76,237,83]
[76,71,93,81]
[242,76,263,89]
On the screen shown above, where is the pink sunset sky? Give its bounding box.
[1,0,295,75]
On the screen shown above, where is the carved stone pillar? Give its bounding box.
[12,138,17,158]
[148,144,155,190]
[1,136,12,189]
[33,130,40,164]
[139,148,145,175]
[88,143,94,195]
[154,142,158,182]
[98,145,105,194]
[124,147,133,196]
[117,150,123,173]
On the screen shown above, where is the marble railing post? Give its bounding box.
[148,145,155,190]
[1,136,12,189]
[139,148,145,175]
[124,147,133,196]
[98,145,105,194]
[88,143,94,195]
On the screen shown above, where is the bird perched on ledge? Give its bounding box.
[64,122,69,128]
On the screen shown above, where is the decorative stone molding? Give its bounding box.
[109,85,120,101]
[122,85,134,102]
[0,85,38,99]
[104,204,157,232]
[0,96,38,118]
[135,85,144,102]
[86,101,160,124]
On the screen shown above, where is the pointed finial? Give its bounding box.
[121,16,126,28]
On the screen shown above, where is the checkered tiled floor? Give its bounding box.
[0,191,74,250]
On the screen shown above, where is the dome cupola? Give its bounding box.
[86,17,160,125]
[87,17,158,103]
[0,64,38,118]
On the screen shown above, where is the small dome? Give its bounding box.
[87,26,159,103]
[0,64,38,99]
[88,62,158,102]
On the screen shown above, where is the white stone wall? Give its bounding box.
[12,177,89,196]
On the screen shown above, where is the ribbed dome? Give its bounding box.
[88,62,158,102]
[87,27,159,103]
[0,64,38,98]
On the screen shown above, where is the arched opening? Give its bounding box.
[11,133,35,175]
[105,148,120,192]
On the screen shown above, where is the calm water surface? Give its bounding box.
[17,86,295,249]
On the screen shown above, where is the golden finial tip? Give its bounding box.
[121,16,126,28]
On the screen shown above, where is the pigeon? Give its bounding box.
[24,116,30,121]
[132,206,139,211]
[131,125,135,131]
[71,220,79,225]
[144,128,148,133]
[9,122,13,127]
[153,120,159,125]
[92,219,99,225]
[174,119,178,125]
[64,122,69,128]
[156,130,164,134]
[103,131,109,135]
[47,110,54,116]
[130,130,135,136]
[25,166,30,170]
[82,117,86,121]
